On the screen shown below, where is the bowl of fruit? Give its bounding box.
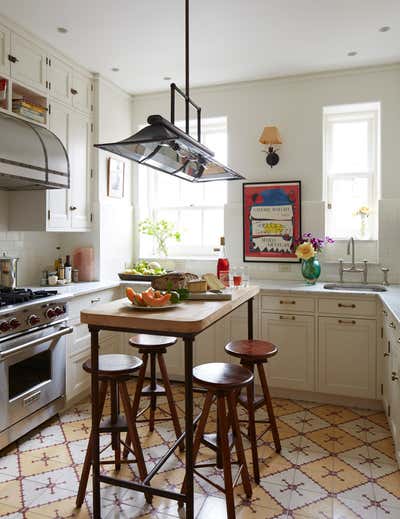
[125,286,188,310]
[119,261,168,281]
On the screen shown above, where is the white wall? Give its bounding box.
[131,65,400,283]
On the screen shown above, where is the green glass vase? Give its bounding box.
[301,256,321,285]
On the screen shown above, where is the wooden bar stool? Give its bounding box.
[180,362,253,519]
[76,354,150,508]
[123,334,183,455]
[225,340,281,483]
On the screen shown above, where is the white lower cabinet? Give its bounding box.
[261,313,315,391]
[318,317,376,398]
[65,289,122,402]
[389,345,400,462]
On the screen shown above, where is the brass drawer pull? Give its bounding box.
[383,309,388,316]
[91,297,101,304]
[384,352,390,357]
[279,315,295,320]
[338,319,356,325]
[280,300,296,305]
[389,322,396,329]
[392,372,399,382]
[338,303,356,308]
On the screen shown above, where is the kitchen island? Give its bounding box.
[80,285,259,519]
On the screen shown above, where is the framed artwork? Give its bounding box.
[243,180,301,263]
[107,157,125,198]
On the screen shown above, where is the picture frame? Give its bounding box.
[243,180,302,263]
[107,157,125,198]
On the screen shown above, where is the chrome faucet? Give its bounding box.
[338,237,368,283]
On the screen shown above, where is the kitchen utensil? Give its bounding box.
[0,253,19,288]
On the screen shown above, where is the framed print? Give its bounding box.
[243,181,301,263]
[107,157,125,198]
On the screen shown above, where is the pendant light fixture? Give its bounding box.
[95,0,244,183]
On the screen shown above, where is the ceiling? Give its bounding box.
[1,0,400,94]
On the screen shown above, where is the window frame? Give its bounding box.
[138,116,228,259]
[323,104,380,241]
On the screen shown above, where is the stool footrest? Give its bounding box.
[99,415,128,433]
[142,383,166,396]
[238,393,265,409]
[202,432,234,452]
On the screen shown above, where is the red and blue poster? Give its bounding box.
[243,181,301,262]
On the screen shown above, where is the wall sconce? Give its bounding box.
[259,126,282,167]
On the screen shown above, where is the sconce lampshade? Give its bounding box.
[259,126,282,145]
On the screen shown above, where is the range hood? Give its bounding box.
[95,115,243,182]
[95,0,244,183]
[0,112,70,190]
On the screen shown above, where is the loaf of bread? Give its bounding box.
[151,272,198,290]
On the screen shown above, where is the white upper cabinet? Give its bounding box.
[0,23,10,77]
[71,70,92,113]
[261,313,315,391]
[69,110,91,230]
[47,101,71,230]
[47,56,72,105]
[318,317,376,398]
[10,32,46,91]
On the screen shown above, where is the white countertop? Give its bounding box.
[14,278,400,324]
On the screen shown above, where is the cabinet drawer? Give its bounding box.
[261,295,315,313]
[318,298,376,317]
[69,287,120,319]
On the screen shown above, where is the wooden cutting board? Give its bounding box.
[186,291,232,301]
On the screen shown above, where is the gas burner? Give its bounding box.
[0,288,58,306]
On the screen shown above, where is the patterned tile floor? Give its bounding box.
[0,381,399,518]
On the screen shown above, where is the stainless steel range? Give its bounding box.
[0,288,72,449]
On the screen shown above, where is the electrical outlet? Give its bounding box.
[278,264,291,272]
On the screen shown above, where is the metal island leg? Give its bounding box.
[90,327,101,518]
[184,335,194,518]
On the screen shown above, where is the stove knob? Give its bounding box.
[46,308,56,319]
[54,306,63,316]
[0,321,10,332]
[28,315,41,326]
[9,318,21,329]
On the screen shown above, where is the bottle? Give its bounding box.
[217,237,230,287]
[58,263,65,281]
[64,255,72,283]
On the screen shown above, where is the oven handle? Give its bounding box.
[0,326,73,359]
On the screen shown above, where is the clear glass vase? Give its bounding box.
[301,257,321,285]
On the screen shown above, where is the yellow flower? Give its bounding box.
[295,242,315,260]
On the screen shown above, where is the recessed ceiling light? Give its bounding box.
[57,27,68,34]
[163,76,172,81]
[347,51,358,57]
[379,26,391,32]
[111,67,120,72]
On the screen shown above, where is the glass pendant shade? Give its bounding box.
[95,115,244,183]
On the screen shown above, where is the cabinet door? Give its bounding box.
[48,56,72,105]
[10,33,46,91]
[71,70,92,113]
[69,111,91,230]
[0,23,10,76]
[318,317,376,398]
[261,313,315,391]
[47,101,71,230]
[382,328,391,417]
[390,346,400,462]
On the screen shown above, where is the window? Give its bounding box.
[138,117,227,257]
[323,103,380,240]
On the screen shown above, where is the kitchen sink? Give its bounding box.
[323,283,387,292]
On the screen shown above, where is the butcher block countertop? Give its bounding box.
[80,285,259,335]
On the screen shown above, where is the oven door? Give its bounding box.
[0,324,72,432]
